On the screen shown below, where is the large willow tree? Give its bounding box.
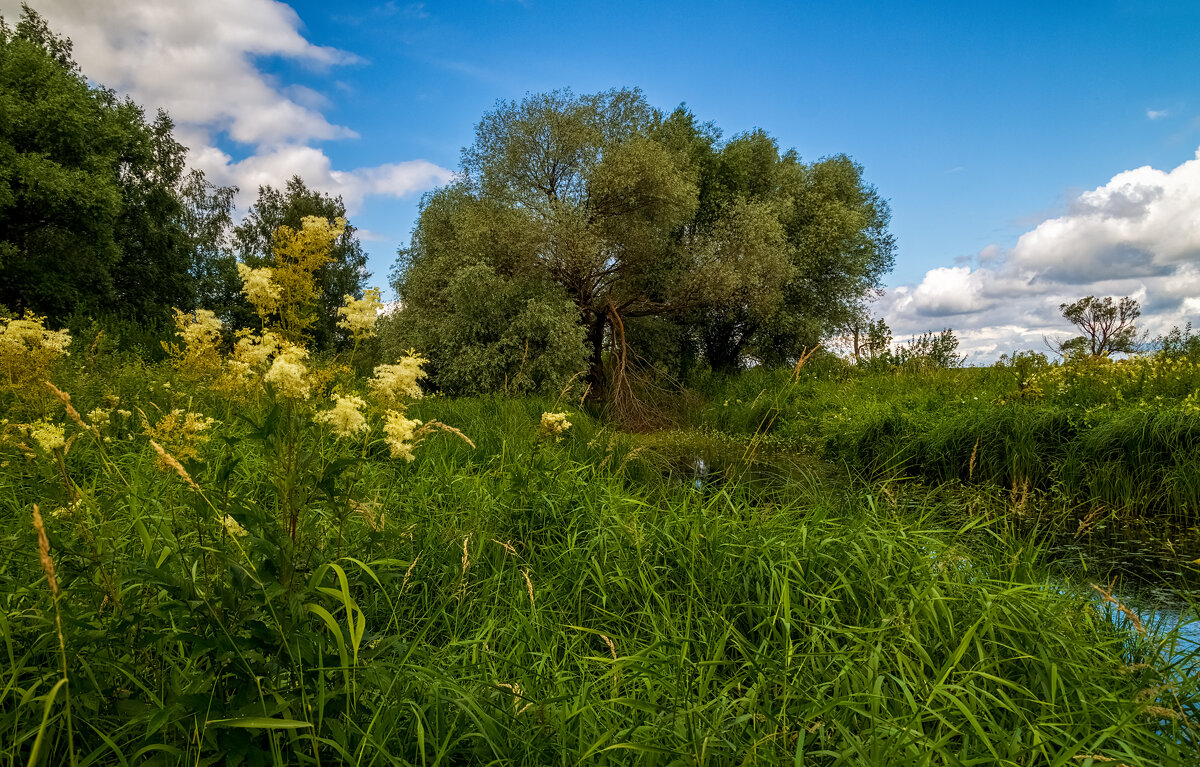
[393,88,892,396]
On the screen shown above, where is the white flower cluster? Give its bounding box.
[337,288,383,340]
[175,309,223,352]
[383,409,422,461]
[369,354,427,403]
[0,315,71,356]
[315,395,368,438]
[540,412,572,440]
[264,344,311,399]
[236,263,281,316]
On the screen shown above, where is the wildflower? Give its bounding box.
[237,263,282,317]
[144,409,216,464]
[0,312,71,392]
[540,412,572,440]
[115,409,132,419]
[370,353,426,404]
[337,288,383,340]
[383,409,423,461]
[28,420,66,452]
[87,408,112,429]
[264,344,311,399]
[315,395,368,438]
[222,514,249,538]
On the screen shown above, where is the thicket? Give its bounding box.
[693,348,1200,525]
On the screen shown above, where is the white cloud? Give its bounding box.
[1,0,450,213]
[1147,108,1170,120]
[880,150,1200,361]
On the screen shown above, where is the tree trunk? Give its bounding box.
[585,313,608,401]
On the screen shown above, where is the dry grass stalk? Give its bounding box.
[1070,755,1117,763]
[149,439,201,492]
[790,345,820,383]
[1090,582,1145,635]
[457,535,470,599]
[492,539,517,557]
[349,498,384,531]
[522,568,534,607]
[600,634,617,661]
[496,682,533,716]
[31,504,58,598]
[968,439,979,481]
[401,555,419,592]
[32,504,68,679]
[45,381,100,440]
[416,420,476,448]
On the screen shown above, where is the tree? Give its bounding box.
[848,317,891,365]
[675,130,895,373]
[0,6,233,323]
[234,176,368,349]
[897,328,965,369]
[1056,295,1140,357]
[401,89,792,397]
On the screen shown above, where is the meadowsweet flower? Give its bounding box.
[383,409,422,461]
[370,353,426,404]
[237,262,282,316]
[315,395,368,438]
[87,408,112,429]
[0,312,71,393]
[337,288,383,340]
[144,409,216,464]
[116,409,132,419]
[540,412,572,440]
[264,344,310,399]
[222,514,248,538]
[28,420,66,452]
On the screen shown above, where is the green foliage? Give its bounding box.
[382,260,586,395]
[2,349,1198,764]
[234,176,368,350]
[895,327,966,369]
[395,91,893,395]
[0,7,233,324]
[698,352,1200,522]
[1058,294,1142,357]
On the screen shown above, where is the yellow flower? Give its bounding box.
[370,353,426,404]
[237,262,282,316]
[28,420,66,452]
[539,412,572,440]
[221,514,249,538]
[264,344,310,399]
[337,288,383,340]
[383,409,422,461]
[315,395,368,438]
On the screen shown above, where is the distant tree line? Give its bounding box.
[0,6,367,350]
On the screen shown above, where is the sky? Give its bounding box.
[4,0,1199,361]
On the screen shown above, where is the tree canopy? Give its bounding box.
[392,88,894,396]
[1056,295,1141,358]
[0,6,233,324]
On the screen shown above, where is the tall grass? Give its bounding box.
[2,356,1198,765]
[694,361,1200,526]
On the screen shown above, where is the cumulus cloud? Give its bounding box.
[1147,108,1170,120]
[0,0,451,212]
[881,150,1200,362]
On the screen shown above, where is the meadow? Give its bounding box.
[1,308,1199,767]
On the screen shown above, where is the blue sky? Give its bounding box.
[8,0,1200,358]
[280,0,1200,284]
